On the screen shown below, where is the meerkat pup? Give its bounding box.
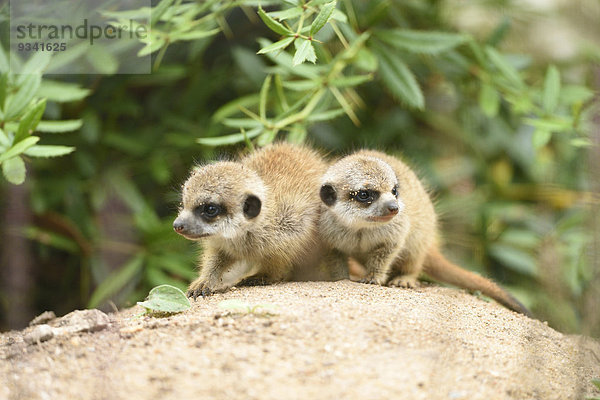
[173,143,328,299]
[319,150,530,315]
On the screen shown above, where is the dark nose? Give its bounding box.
[173,219,186,233]
[385,201,399,215]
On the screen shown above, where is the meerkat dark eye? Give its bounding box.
[351,189,380,204]
[204,204,219,216]
[356,190,371,202]
[199,203,221,219]
[391,185,398,197]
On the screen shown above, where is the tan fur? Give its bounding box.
[175,143,328,298]
[320,150,530,315]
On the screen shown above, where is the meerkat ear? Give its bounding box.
[320,184,337,206]
[243,195,262,219]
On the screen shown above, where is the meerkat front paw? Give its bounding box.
[187,279,214,300]
[358,275,387,286]
[388,275,420,288]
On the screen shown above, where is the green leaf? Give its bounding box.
[485,47,524,88]
[259,75,272,120]
[172,28,220,41]
[570,138,592,147]
[257,128,279,146]
[197,127,263,146]
[592,379,600,390]
[376,29,468,55]
[542,65,560,114]
[2,156,26,185]
[0,128,8,147]
[85,45,119,75]
[88,254,145,308]
[307,108,345,122]
[258,6,293,36]
[282,79,319,91]
[222,118,263,129]
[489,243,537,276]
[212,94,260,122]
[329,74,372,88]
[293,39,317,66]
[6,74,41,120]
[137,284,191,314]
[0,136,40,164]
[486,17,511,47]
[479,83,500,117]
[331,9,348,23]
[138,38,165,57]
[532,130,551,148]
[376,49,424,110]
[257,36,295,55]
[559,85,594,105]
[258,38,320,79]
[268,7,303,20]
[23,226,79,253]
[355,48,378,72]
[37,80,91,103]
[500,229,540,248]
[524,117,572,133]
[329,86,359,126]
[23,145,75,158]
[287,124,306,143]
[310,1,337,36]
[0,74,7,111]
[44,42,89,74]
[0,45,8,73]
[19,51,51,76]
[36,120,83,133]
[15,99,46,143]
[151,0,174,25]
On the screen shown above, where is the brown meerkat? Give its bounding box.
[173,142,328,299]
[319,149,530,315]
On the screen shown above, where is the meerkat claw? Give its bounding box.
[388,275,420,289]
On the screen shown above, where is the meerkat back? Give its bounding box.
[241,143,329,280]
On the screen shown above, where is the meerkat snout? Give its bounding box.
[173,218,185,233]
[384,200,399,214]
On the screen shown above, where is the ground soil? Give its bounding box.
[1,280,600,400]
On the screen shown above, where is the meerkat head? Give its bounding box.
[320,155,404,229]
[173,161,266,240]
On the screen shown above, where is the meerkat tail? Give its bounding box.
[423,248,531,316]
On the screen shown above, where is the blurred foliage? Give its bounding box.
[0,0,598,334]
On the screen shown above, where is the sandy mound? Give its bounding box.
[2,281,599,400]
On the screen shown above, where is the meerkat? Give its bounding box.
[173,143,328,299]
[319,149,530,315]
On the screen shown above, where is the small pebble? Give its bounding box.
[25,325,54,345]
[29,311,57,326]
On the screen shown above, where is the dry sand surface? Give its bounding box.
[1,280,600,400]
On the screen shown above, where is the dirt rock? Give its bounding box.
[28,311,56,327]
[23,325,54,345]
[55,309,110,334]
[1,281,599,400]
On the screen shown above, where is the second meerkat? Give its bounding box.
[319,149,530,315]
[174,143,328,298]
